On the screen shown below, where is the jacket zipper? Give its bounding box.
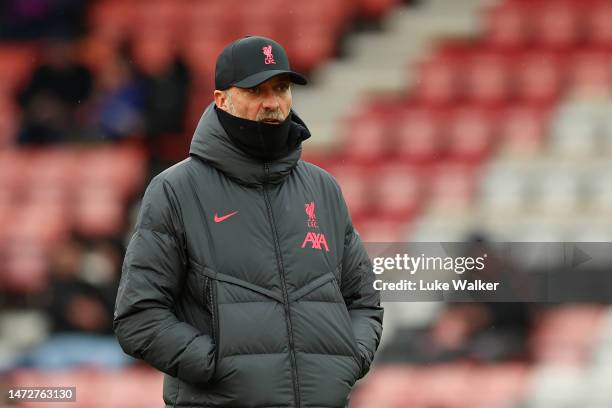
[262,162,301,408]
[204,276,220,365]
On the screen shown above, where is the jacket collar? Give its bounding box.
[189,102,310,186]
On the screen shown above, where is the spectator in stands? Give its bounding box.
[46,238,113,334]
[141,55,191,177]
[88,43,146,141]
[80,239,123,315]
[143,56,190,138]
[17,237,129,369]
[16,38,93,145]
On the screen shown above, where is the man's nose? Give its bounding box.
[261,90,279,110]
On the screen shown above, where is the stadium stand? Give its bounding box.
[2,0,612,407]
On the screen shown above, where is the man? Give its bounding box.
[114,35,383,408]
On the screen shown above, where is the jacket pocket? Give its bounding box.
[293,270,363,381]
[192,261,285,357]
[203,275,220,366]
[330,275,363,377]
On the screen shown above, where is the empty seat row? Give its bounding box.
[88,0,354,73]
[0,144,146,294]
[0,145,146,198]
[483,0,612,49]
[328,161,478,223]
[414,47,612,106]
[337,103,552,164]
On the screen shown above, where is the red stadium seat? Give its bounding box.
[2,203,68,293]
[585,1,612,48]
[288,0,352,35]
[90,368,165,408]
[356,0,400,20]
[133,0,185,37]
[415,364,472,407]
[393,106,442,164]
[532,1,582,49]
[183,4,238,61]
[0,195,11,232]
[413,54,462,106]
[299,150,329,170]
[339,114,390,164]
[188,0,242,41]
[239,0,288,37]
[79,36,118,77]
[3,241,49,294]
[88,1,137,43]
[287,26,335,73]
[131,32,177,75]
[466,364,529,407]
[427,162,478,213]
[76,145,147,199]
[6,203,68,244]
[372,162,423,219]
[183,37,226,83]
[353,217,410,242]
[25,149,79,201]
[444,106,495,163]
[241,21,282,42]
[0,149,35,203]
[482,2,532,49]
[515,50,562,105]
[567,50,612,97]
[349,365,416,407]
[498,104,550,156]
[464,52,510,106]
[73,186,125,238]
[326,163,371,220]
[0,45,37,96]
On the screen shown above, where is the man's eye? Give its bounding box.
[247,88,259,94]
[277,84,290,91]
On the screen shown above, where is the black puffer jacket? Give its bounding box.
[114,103,384,408]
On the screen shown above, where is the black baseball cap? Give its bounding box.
[215,36,308,90]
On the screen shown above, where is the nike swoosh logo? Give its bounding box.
[214,211,239,223]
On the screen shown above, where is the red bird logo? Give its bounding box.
[305,202,317,228]
[262,45,276,65]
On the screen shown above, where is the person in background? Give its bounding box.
[16,38,93,145]
[88,43,146,141]
[142,54,191,178]
[17,237,129,369]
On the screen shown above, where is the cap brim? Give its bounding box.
[232,69,308,88]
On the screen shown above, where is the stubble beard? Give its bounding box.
[226,90,285,123]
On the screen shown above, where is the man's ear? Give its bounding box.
[214,90,230,112]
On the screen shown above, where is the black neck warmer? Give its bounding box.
[215,106,309,162]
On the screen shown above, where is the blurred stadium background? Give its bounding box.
[1,0,612,406]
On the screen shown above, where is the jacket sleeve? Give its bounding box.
[114,177,215,384]
[340,219,384,379]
